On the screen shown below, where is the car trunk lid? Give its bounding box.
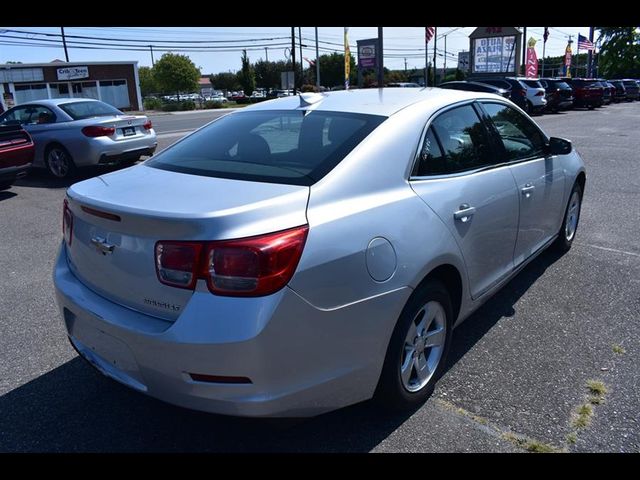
[64,165,309,320]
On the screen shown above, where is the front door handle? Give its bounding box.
[454,204,476,222]
[521,184,535,197]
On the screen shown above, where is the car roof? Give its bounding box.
[239,88,483,117]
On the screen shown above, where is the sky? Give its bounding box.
[0,26,594,74]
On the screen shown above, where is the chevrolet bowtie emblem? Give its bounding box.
[90,236,115,255]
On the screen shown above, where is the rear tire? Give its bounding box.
[553,183,583,252]
[45,144,76,179]
[375,280,453,410]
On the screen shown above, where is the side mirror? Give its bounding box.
[545,136,572,156]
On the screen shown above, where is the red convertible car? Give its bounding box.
[0,124,34,190]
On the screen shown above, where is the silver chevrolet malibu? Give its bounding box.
[0,98,157,178]
[53,88,586,417]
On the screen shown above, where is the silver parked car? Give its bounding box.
[54,89,586,417]
[0,98,157,178]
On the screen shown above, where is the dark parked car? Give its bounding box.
[438,81,510,98]
[472,77,529,111]
[539,78,574,112]
[592,81,613,105]
[559,78,603,109]
[0,124,34,190]
[612,79,640,101]
[609,80,627,102]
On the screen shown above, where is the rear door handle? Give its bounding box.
[453,204,476,222]
[521,184,535,197]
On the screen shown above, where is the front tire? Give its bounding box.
[376,280,453,410]
[45,144,76,179]
[553,183,583,252]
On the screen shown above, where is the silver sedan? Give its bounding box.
[0,98,157,178]
[53,88,585,417]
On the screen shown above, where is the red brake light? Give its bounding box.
[154,225,309,297]
[155,242,203,289]
[535,91,544,96]
[81,125,115,137]
[62,198,73,246]
[143,120,153,130]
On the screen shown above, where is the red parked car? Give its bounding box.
[0,124,34,191]
[560,78,604,109]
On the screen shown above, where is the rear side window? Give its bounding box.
[481,102,546,161]
[147,110,386,186]
[419,104,494,175]
[58,101,123,120]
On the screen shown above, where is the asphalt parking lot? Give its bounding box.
[1,103,638,452]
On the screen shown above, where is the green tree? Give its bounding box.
[315,52,356,88]
[254,60,292,89]
[238,50,256,96]
[153,53,200,99]
[597,27,640,78]
[210,72,241,92]
[455,68,466,80]
[384,69,409,84]
[139,66,159,97]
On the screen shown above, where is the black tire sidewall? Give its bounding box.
[554,183,583,252]
[45,144,75,179]
[376,280,454,409]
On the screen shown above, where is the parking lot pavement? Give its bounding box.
[0,103,638,452]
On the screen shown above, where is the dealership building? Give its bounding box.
[0,61,143,112]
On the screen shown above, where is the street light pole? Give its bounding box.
[291,27,297,94]
[377,27,384,87]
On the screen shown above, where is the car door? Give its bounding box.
[410,102,520,299]
[479,101,566,267]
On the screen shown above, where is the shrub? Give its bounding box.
[204,100,225,109]
[143,97,163,110]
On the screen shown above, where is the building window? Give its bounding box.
[13,83,48,103]
[50,83,71,99]
[99,80,129,109]
[71,81,99,99]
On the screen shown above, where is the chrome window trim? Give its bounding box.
[408,98,551,182]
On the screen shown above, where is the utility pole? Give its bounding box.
[377,27,384,87]
[149,45,155,66]
[265,47,268,62]
[433,27,438,86]
[298,27,304,87]
[291,27,297,94]
[61,26,69,62]
[587,26,595,77]
[404,57,407,72]
[443,33,447,77]
[315,27,320,88]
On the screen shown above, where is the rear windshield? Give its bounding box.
[58,101,123,120]
[522,80,542,88]
[146,110,386,186]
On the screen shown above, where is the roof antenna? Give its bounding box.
[299,92,325,108]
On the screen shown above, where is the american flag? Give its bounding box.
[425,27,435,43]
[577,34,595,51]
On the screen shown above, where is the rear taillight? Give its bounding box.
[518,89,526,96]
[155,242,203,289]
[143,120,153,130]
[155,225,308,297]
[62,198,73,246]
[535,91,544,96]
[81,125,115,137]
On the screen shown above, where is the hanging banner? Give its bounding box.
[563,42,573,78]
[344,27,351,90]
[525,37,538,78]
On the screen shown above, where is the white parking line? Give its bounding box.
[576,242,640,258]
[156,129,194,139]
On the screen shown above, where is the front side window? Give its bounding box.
[0,105,56,125]
[423,104,495,174]
[147,110,386,186]
[481,102,546,161]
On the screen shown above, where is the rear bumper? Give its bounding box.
[53,242,409,417]
[0,163,31,183]
[70,131,158,167]
[98,146,157,165]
